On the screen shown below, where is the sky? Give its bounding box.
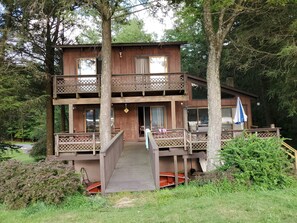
[132,1,175,40]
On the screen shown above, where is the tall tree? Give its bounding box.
[202,0,245,170]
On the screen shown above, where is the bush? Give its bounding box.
[30,134,46,161]
[220,134,295,189]
[0,160,83,209]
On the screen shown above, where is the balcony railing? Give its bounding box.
[53,73,187,98]
[54,133,101,156]
[152,128,281,153]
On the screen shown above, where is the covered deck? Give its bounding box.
[53,72,187,99]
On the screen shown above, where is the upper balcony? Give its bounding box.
[53,72,187,99]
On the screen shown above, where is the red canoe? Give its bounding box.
[86,181,101,194]
[159,172,186,188]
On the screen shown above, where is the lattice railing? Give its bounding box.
[55,133,101,156]
[152,128,280,153]
[53,73,186,98]
[53,75,100,98]
[152,129,185,148]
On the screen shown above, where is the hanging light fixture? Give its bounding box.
[124,103,129,113]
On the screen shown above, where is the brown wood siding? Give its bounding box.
[62,45,181,75]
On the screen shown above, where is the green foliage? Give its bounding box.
[113,18,154,43]
[30,134,46,161]
[0,160,83,209]
[220,135,294,189]
[0,142,20,161]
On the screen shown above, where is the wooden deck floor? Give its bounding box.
[105,142,156,193]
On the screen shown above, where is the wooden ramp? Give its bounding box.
[105,142,156,193]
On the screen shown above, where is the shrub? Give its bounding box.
[30,135,46,161]
[0,160,83,209]
[220,134,294,189]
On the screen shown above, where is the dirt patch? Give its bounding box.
[113,197,136,208]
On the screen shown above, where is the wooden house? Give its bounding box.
[51,42,279,193]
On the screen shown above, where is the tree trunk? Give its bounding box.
[99,17,112,149]
[45,17,55,156]
[206,45,222,171]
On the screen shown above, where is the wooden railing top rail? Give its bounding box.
[100,130,124,154]
[55,132,100,136]
[54,75,100,78]
[53,72,187,78]
[148,132,159,150]
[188,127,280,134]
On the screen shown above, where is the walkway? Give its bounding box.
[105,142,156,193]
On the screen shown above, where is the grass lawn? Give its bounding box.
[2,149,35,163]
[1,186,297,223]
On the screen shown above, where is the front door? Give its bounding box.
[138,106,166,137]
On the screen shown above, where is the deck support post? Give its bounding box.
[183,155,188,185]
[171,101,176,129]
[69,104,74,133]
[174,155,178,187]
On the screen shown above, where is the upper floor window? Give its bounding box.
[135,56,168,74]
[77,58,102,76]
[78,58,97,75]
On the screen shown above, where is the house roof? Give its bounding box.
[55,42,187,49]
[188,75,258,99]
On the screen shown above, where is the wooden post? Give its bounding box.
[155,149,160,189]
[92,133,96,155]
[276,128,280,137]
[53,75,57,99]
[171,101,176,129]
[100,152,106,195]
[142,73,145,96]
[183,155,188,185]
[68,104,74,133]
[55,134,59,156]
[183,129,187,150]
[189,133,192,154]
[174,155,178,187]
[183,73,187,95]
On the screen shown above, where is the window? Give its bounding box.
[86,108,99,132]
[78,58,97,75]
[77,58,101,92]
[135,56,168,90]
[85,108,114,132]
[135,56,168,74]
[187,107,233,131]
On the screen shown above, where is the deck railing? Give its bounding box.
[53,72,187,98]
[152,128,186,149]
[53,75,100,98]
[54,132,100,156]
[54,132,118,156]
[100,131,124,194]
[152,128,281,153]
[148,131,160,190]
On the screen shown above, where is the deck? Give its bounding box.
[52,72,187,98]
[53,128,283,193]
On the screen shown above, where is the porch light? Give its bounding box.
[119,51,123,58]
[124,103,129,113]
